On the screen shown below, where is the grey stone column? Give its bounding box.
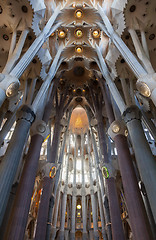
[81,133,88,240]
[93,154,107,240]
[88,114,112,240]
[34,177,53,240]
[0,98,22,146]
[46,125,71,240]
[139,181,156,239]
[104,81,152,239]
[87,199,93,240]
[87,132,99,240]
[51,188,61,240]
[0,105,35,226]
[58,140,70,240]
[123,106,156,223]
[70,135,77,240]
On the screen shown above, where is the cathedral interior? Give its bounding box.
[0,0,156,239]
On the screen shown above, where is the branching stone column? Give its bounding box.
[46,112,72,240]
[4,78,57,240]
[88,88,125,240]
[92,152,107,240]
[95,46,156,224]
[87,198,93,239]
[96,4,156,107]
[122,106,156,224]
[103,83,152,240]
[87,108,112,240]
[0,6,61,108]
[58,146,70,240]
[34,90,72,240]
[51,186,61,240]
[70,135,77,240]
[50,130,70,240]
[0,45,62,228]
[0,105,35,226]
[81,133,88,240]
[87,131,99,240]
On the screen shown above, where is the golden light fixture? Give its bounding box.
[77,204,81,209]
[112,123,120,133]
[75,46,83,53]
[75,29,83,38]
[92,29,100,38]
[136,82,151,97]
[75,9,83,19]
[125,129,128,137]
[72,3,76,8]
[6,82,19,97]
[58,30,66,39]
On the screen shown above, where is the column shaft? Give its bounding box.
[115,135,151,240]
[104,82,151,239]
[6,134,43,240]
[0,106,35,225]
[96,118,125,240]
[124,111,156,223]
[34,177,53,240]
[106,178,125,240]
[51,188,61,240]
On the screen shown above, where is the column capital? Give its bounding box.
[16,105,35,124]
[122,105,141,123]
[108,120,127,140]
[136,73,156,99]
[30,119,49,138]
[101,163,116,179]
[0,73,19,96]
[40,162,57,179]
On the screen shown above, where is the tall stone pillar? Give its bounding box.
[81,133,88,240]
[58,139,70,240]
[88,111,112,240]
[122,106,156,223]
[87,132,99,240]
[93,153,107,240]
[70,134,77,240]
[87,198,93,240]
[104,82,152,239]
[86,88,125,240]
[34,177,53,240]
[0,105,35,226]
[34,94,72,240]
[96,48,156,224]
[46,120,71,240]
[51,187,61,240]
[4,83,57,240]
